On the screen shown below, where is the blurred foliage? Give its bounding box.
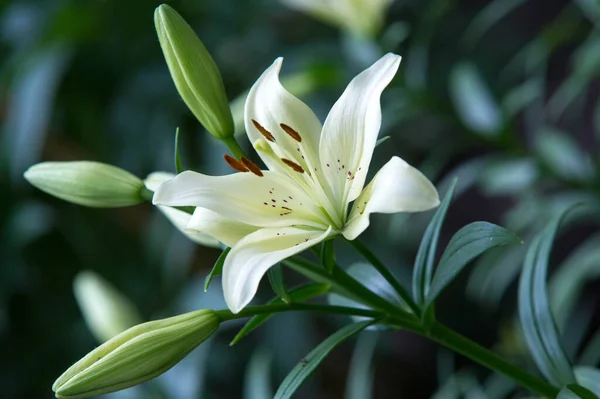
[1,0,600,398]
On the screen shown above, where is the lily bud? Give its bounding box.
[74,271,143,343]
[155,4,234,139]
[53,309,219,399]
[24,161,145,208]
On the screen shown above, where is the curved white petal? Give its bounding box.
[343,156,439,240]
[319,53,401,213]
[186,207,259,248]
[245,58,322,179]
[157,205,220,247]
[144,172,219,247]
[153,170,328,229]
[223,226,332,313]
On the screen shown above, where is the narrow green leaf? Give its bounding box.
[462,0,527,47]
[375,136,390,147]
[575,367,600,397]
[230,283,330,346]
[345,332,378,399]
[268,264,290,303]
[412,180,457,307]
[518,208,578,387]
[424,222,521,307]
[174,127,183,174]
[557,385,599,399]
[449,63,502,137]
[274,320,374,399]
[204,248,230,292]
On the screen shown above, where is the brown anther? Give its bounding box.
[281,158,305,173]
[252,119,275,142]
[280,123,302,142]
[241,157,264,176]
[224,154,249,173]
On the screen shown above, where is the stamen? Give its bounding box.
[252,120,275,142]
[241,157,264,177]
[280,123,302,142]
[281,158,305,173]
[224,154,249,173]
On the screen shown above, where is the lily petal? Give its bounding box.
[319,53,401,213]
[343,156,439,240]
[186,207,259,247]
[158,205,221,247]
[153,170,328,229]
[245,58,322,179]
[223,226,332,313]
[144,172,220,247]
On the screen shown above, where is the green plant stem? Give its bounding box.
[285,256,558,398]
[426,322,559,398]
[214,302,384,322]
[222,136,246,159]
[284,257,422,330]
[346,238,421,315]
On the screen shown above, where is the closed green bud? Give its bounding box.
[155,4,234,139]
[53,309,219,399]
[24,161,145,208]
[74,271,144,343]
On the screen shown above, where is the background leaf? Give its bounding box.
[425,222,521,307]
[274,320,374,399]
[518,209,577,386]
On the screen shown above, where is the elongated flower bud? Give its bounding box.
[74,271,143,343]
[53,309,219,399]
[24,161,145,208]
[155,4,234,139]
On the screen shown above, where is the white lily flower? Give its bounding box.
[154,53,439,313]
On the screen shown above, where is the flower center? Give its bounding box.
[249,119,345,230]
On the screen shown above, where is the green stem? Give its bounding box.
[284,257,421,330]
[347,238,421,316]
[222,136,246,159]
[214,302,384,322]
[426,322,559,398]
[285,257,558,398]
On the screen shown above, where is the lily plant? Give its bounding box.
[29,5,597,399]
[153,53,440,313]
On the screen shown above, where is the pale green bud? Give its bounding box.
[24,161,145,208]
[74,271,144,343]
[53,309,219,399]
[155,4,234,139]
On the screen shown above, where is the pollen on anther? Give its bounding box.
[241,157,264,177]
[281,158,305,173]
[224,154,249,173]
[280,123,302,142]
[252,119,276,142]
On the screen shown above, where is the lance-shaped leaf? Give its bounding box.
[575,367,600,397]
[518,209,577,387]
[557,385,598,399]
[412,180,457,307]
[267,264,290,303]
[424,222,521,307]
[204,248,230,292]
[274,320,374,399]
